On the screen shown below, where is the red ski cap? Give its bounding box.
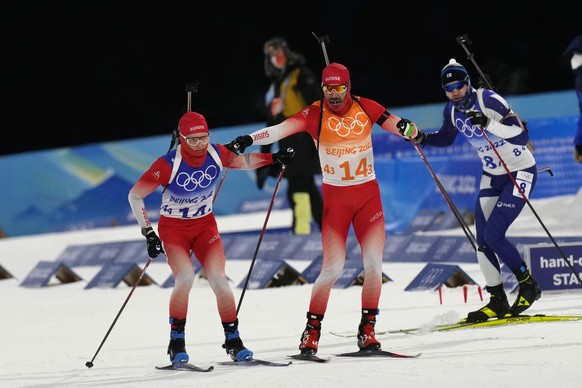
[322,63,350,85]
[179,112,209,136]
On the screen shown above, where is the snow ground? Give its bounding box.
[1,192,582,388]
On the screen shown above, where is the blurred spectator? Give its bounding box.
[257,36,323,234]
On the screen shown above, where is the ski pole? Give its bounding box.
[213,168,229,205]
[312,32,331,66]
[186,81,199,112]
[456,34,532,143]
[185,80,230,200]
[236,161,287,315]
[456,34,582,284]
[86,257,153,368]
[167,81,201,153]
[410,140,483,252]
[538,166,553,176]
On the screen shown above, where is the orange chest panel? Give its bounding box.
[319,104,373,145]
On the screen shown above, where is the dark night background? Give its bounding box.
[3,0,581,155]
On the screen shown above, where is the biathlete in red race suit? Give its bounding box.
[225,63,420,355]
[128,111,294,364]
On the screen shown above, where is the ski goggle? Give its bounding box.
[322,84,348,94]
[180,134,210,146]
[443,81,467,92]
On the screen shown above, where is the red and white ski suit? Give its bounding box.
[245,97,408,314]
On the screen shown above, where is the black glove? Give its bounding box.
[397,118,426,144]
[467,111,490,127]
[273,147,295,165]
[224,135,253,153]
[223,141,238,154]
[142,227,163,258]
[256,165,271,189]
[575,145,582,164]
[411,131,427,145]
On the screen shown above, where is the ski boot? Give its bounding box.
[167,317,188,364]
[222,319,253,361]
[299,312,323,355]
[466,284,510,323]
[357,308,381,351]
[509,267,542,316]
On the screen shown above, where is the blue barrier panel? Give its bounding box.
[285,234,322,261]
[251,234,291,261]
[447,238,478,263]
[405,263,477,291]
[219,233,237,255]
[57,241,153,266]
[426,209,472,231]
[524,241,582,292]
[237,259,307,289]
[224,235,260,260]
[114,241,150,263]
[278,234,315,259]
[394,235,440,262]
[58,243,115,267]
[383,234,414,262]
[85,262,156,289]
[91,242,135,264]
[405,210,444,233]
[424,236,464,263]
[56,245,96,266]
[20,261,82,288]
[510,237,552,257]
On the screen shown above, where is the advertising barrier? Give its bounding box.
[524,242,582,292]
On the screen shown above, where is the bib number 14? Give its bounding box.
[324,158,372,181]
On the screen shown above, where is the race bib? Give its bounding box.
[513,170,534,198]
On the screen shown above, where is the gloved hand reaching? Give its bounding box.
[397,118,426,144]
[224,135,253,153]
[467,111,490,127]
[273,147,295,165]
[142,227,163,258]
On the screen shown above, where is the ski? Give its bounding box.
[334,349,421,358]
[330,314,582,337]
[156,361,214,372]
[218,358,291,367]
[288,353,331,363]
[397,314,582,334]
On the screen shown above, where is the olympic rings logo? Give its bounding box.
[455,117,482,138]
[175,165,218,191]
[327,112,369,137]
